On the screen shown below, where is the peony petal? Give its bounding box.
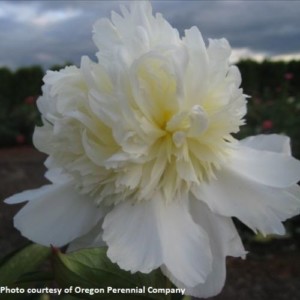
[229,146,300,188]
[67,222,105,252]
[208,38,231,61]
[44,168,71,184]
[286,184,300,200]
[162,197,245,298]
[93,18,121,60]
[227,65,242,88]
[5,184,53,204]
[183,26,209,106]
[5,183,104,247]
[187,198,246,297]
[158,198,212,287]
[207,38,231,89]
[240,134,291,155]
[130,52,180,128]
[193,166,300,235]
[190,197,246,259]
[102,194,212,287]
[102,198,163,274]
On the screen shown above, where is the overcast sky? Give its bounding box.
[1,0,300,70]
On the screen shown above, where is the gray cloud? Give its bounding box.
[1,0,300,70]
[158,1,300,54]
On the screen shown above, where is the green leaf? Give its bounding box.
[0,243,31,266]
[53,247,167,300]
[0,244,51,286]
[16,271,54,284]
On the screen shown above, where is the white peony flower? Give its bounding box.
[5,2,300,298]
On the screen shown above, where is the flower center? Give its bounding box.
[163,105,209,148]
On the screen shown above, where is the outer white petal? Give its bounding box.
[162,197,246,298]
[193,166,300,235]
[44,168,71,184]
[102,194,212,287]
[240,134,291,154]
[33,124,53,155]
[5,183,104,247]
[229,146,300,188]
[287,184,300,200]
[102,198,162,274]
[5,185,53,204]
[67,222,106,252]
[194,164,300,234]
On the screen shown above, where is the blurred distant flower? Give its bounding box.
[5,2,300,298]
[15,134,25,144]
[262,120,273,130]
[284,72,294,81]
[24,96,36,105]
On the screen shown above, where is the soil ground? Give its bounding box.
[0,146,300,300]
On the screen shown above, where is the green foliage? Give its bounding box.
[236,60,300,158]
[0,64,66,147]
[0,245,181,300]
[0,244,51,286]
[0,67,13,110]
[236,59,300,96]
[0,66,43,146]
[0,244,52,300]
[12,66,44,106]
[52,247,166,299]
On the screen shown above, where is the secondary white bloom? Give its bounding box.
[5,2,300,298]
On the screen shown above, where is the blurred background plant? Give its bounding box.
[0,66,43,147]
[236,59,300,160]
[0,63,72,147]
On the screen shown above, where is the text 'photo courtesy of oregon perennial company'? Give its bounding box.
[5,1,300,298]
